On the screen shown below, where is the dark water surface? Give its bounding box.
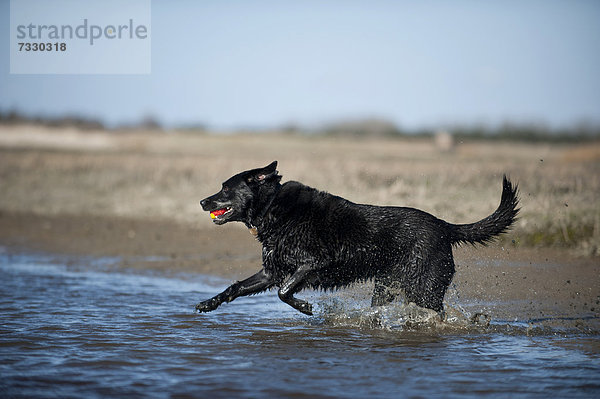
[1,250,599,398]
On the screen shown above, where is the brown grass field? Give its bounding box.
[1,124,598,256]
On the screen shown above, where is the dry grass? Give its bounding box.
[1,124,599,256]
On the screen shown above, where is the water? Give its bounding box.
[1,251,599,398]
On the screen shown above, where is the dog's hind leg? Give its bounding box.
[404,254,455,313]
[196,268,274,313]
[278,264,314,316]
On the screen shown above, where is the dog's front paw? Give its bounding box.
[195,299,219,313]
[297,301,313,316]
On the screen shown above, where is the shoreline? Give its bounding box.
[1,210,598,331]
[0,210,262,279]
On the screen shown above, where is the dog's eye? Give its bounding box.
[222,186,229,193]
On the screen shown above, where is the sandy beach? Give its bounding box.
[1,125,598,331]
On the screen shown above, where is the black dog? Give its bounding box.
[196,161,519,316]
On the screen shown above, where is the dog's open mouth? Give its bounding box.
[210,207,232,220]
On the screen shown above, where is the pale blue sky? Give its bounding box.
[1,0,599,130]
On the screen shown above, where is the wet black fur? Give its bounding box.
[197,161,519,316]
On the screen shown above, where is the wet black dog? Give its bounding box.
[196,161,519,316]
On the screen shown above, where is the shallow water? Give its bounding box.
[1,251,599,398]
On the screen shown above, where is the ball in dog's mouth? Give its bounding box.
[210,207,232,220]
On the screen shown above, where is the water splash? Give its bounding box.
[313,293,480,332]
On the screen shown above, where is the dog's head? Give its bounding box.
[200,161,281,225]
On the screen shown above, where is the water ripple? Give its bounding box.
[0,252,599,398]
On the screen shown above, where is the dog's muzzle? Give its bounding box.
[200,198,233,223]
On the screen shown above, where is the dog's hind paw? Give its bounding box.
[195,299,219,313]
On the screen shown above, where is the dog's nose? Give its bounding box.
[200,199,207,208]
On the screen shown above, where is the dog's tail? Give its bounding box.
[449,175,519,246]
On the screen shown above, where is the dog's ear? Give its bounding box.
[247,161,279,184]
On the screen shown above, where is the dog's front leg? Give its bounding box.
[195,268,274,313]
[278,264,314,316]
